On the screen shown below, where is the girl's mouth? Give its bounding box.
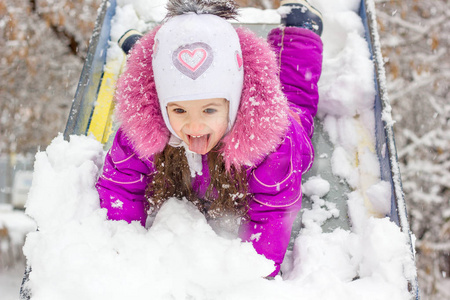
[187,134,211,154]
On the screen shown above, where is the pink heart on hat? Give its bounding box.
[178,48,207,72]
[173,42,213,80]
[236,51,243,70]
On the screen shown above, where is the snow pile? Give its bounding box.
[24,135,413,299]
[22,0,416,299]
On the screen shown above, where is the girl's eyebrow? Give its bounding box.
[167,103,183,108]
[202,102,223,108]
[167,102,224,108]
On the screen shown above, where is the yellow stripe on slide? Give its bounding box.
[88,70,116,143]
[88,57,124,144]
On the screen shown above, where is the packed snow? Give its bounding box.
[21,0,417,299]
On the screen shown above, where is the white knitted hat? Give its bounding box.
[152,13,244,139]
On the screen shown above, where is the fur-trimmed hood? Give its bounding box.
[114,26,289,169]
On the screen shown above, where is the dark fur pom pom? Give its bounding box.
[165,0,239,20]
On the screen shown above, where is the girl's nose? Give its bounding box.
[186,118,205,133]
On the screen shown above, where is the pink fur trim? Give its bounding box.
[114,26,170,158]
[114,26,289,168]
[221,27,289,169]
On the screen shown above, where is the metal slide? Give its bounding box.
[58,0,419,298]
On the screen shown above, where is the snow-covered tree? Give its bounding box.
[0,0,101,154]
[376,0,450,298]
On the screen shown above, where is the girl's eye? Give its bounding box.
[173,108,185,114]
[204,108,216,114]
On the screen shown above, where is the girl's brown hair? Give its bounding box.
[146,145,248,218]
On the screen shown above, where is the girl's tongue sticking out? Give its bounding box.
[188,134,210,154]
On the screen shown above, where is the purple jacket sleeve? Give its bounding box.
[239,27,323,277]
[96,128,155,226]
[269,27,323,137]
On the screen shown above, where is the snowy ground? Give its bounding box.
[0,205,36,299]
[0,262,27,300]
[1,0,418,299]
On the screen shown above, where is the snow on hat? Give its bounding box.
[152,12,244,139]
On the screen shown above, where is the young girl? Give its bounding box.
[96,0,323,277]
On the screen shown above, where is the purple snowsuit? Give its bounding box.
[96,27,323,277]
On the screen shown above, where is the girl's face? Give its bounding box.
[167,98,229,155]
